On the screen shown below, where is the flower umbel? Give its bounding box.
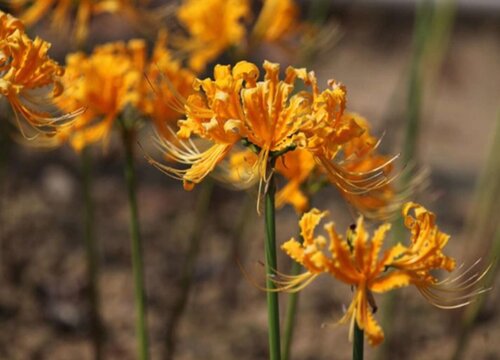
[279,203,489,346]
[151,60,402,214]
[0,10,79,138]
[54,39,145,151]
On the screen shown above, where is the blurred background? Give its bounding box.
[0,0,499,359]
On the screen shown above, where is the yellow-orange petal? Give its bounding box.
[281,238,305,265]
[299,208,328,247]
[370,271,412,293]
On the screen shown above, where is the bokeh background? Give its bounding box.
[0,1,499,359]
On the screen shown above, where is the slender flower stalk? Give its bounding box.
[81,147,103,360]
[264,158,281,360]
[121,122,149,360]
[348,221,364,360]
[353,322,364,360]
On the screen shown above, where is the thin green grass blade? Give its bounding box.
[81,148,104,360]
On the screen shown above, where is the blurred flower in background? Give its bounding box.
[53,39,146,151]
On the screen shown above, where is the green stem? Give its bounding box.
[264,167,281,360]
[81,148,103,360]
[353,322,364,360]
[165,179,214,360]
[402,1,433,168]
[281,260,301,360]
[122,127,149,360]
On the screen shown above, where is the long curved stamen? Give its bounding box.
[417,260,492,309]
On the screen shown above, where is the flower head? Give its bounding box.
[0,10,78,138]
[151,60,399,210]
[279,203,488,346]
[54,39,145,151]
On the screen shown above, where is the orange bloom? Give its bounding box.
[252,0,299,43]
[151,60,396,203]
[176,0,249,72]
[0,11,78,138]
[54,39,145,151]
[280,203,487,346]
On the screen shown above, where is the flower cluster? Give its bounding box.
[0,10,78,138]
[279,202,487,346]
[151,60,398,218]
[40,31,195,152]
[53,39,145,151]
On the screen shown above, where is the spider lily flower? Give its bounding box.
[150,60,312,191]
[279,203,489,346]
[53,39,145,151]
[151,60,399,202]
[175,0,250,72]
[390,202,490,309]
[0,11,79,138]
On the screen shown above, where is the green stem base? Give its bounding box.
[122,128,149,360]
[264,171,281,360]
